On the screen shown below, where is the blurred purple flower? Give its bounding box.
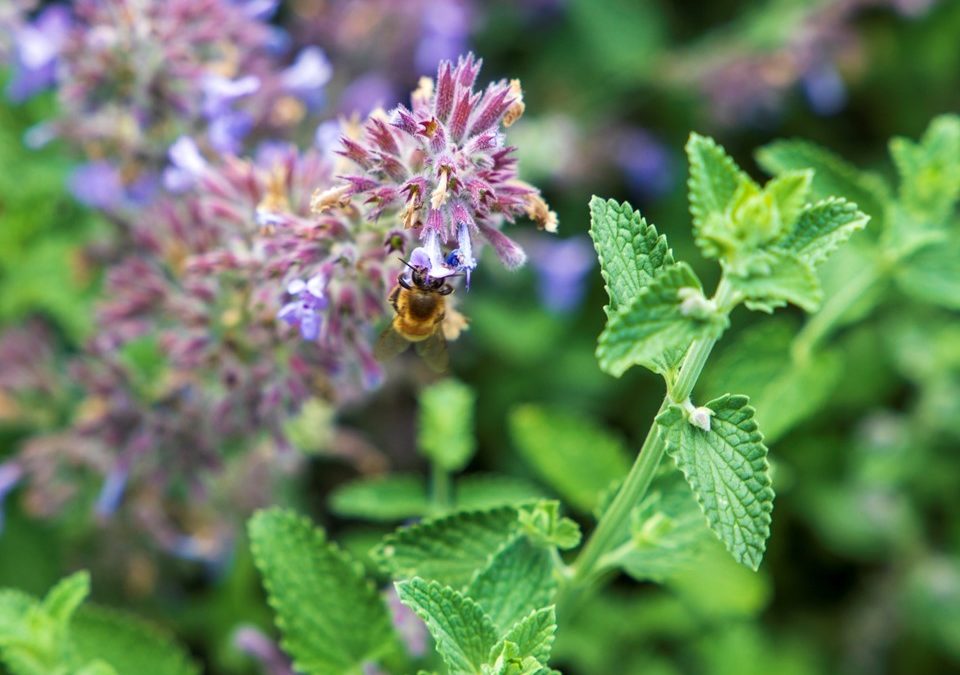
[528,235,595,313]
[278,276,328,341]
[163,137,209,193]
[385,587,429,656]
[615,129,675,200]
[0,461,23,535]
[235,0,280,20]
[338,72,398,117]
[6,4,71,102]
[802,61,847,116]
[282,46,332,109]
[416,0,471,73]
[94,463,128,517]
[68,161,125,210]
[202,74,262,118]
[234,626,294,675]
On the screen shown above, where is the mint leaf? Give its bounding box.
[72,606,199,675]
[588,196,674,314]
[778,198,869,266]
[466,538,557,633]
[329,474,429,522]
[374,506,521,588]
[656,394,775,570]
[509,405,629,513]
[518,501,582,550]
[897,238,960,311]
[756,139,889,226]
[455,475,548,511]
[493,607,557,664]
[619,474,714,583]
[890,114,960,223]
[597,263,727,377]
[687,133,749,252]
[41,571,90,625]
[730,249,822,313]
[396,578,498,674]
[248,509,393,674]
[419,379,477,472]
[764,170,812,229]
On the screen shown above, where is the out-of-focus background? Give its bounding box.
[2,1,960,673]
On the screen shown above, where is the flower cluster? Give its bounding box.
[328,53,556,288]
[8,0,330,212]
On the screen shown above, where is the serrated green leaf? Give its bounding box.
[765,170,812,228]
[702,319,842,442]
[455,475,549,512]
[597,263,727,377]
[419,379,477,472]
[588,196,674,314]
[248,508,393,675]
[778,198,869,266]
[396,578,498,674]
[896,238,960,310]
[374,507,521,588]
[890,114,960,223]
[509,405,629,513]
[730,249,822,313]
[618,473,714,583]
[466,538,557,633]
[0,590,33,635]
[686,133,750,251]
[41,572,89,625]
[493,607,557,665]
[71,606,199,675]
[656,394,775,570]
[518,501,582,550]
[756,139,889,226]
[329,474,429,522]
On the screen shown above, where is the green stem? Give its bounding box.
[431,463,451,511]
[791,263,880,363]
[568,277,735,592]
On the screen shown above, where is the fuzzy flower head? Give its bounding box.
[337,53,556,284]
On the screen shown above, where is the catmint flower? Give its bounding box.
[5,4,71,102]
[67,161,126,210]
[278,276,329,341]
[337,53,556,283]
[281,47,333,109]
[233,626,294,675]
[163,137,210,193]
[682,399,714,432]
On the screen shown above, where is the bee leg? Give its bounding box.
[387,285,401,311]
[397,274,412,290]
[438,283,454,295]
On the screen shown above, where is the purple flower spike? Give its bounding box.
[0,461,23,534]
[278,275,328,341]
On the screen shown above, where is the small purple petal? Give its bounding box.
[68,162,125,210]
[287,279,307,295]
[299,311,320,341]
[282,47,332,94]
[95,465,129,517]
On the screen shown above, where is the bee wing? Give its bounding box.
[374,326,411,362]
[415,329,449,373]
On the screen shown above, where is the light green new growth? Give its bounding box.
[657,395,775,570]
[419,378,477,473]
[248,508,393,675]
[493,607,557,664]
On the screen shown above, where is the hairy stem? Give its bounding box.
[431,463,451,511]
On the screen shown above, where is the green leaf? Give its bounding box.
[765,170,812,228]
[40,572,89,625]
[71,606,199,675]
[588,196,674,314]
[509,405,629,513]
[248,508,393,675]
[686,133,749,251]
[890,114,960,223]
[777,198,869,266]
[730,249,822,313]
[466,538,557,633]
[618,473,714,583]
[374,507,521,588]
[518,501,582,550]
[395,578,498,674]
[455,475,549,511]
[896,238,960,310]
[597,263,727,377]
[419,379,477,472]
[656,394,775,570]
[756,139,889,226]
[329,475,430,522]
[493,607,557,664]
[0,590,33,635]
[702,319,842,442]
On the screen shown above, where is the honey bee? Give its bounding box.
[375,260,454,372]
